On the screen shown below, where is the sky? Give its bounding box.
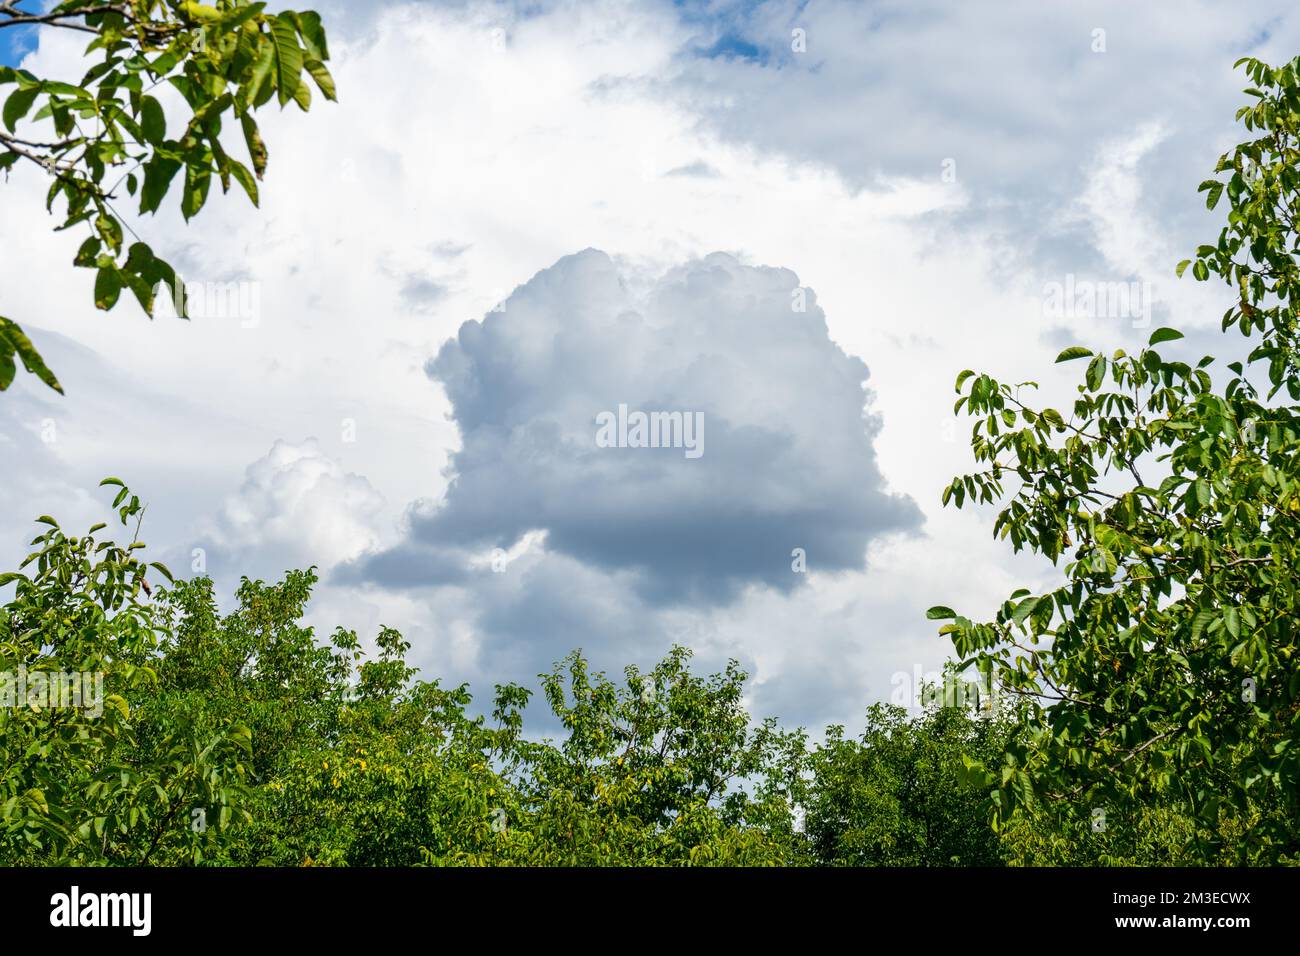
[2,0,1298,732]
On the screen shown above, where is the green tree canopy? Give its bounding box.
[932,55,1300,864]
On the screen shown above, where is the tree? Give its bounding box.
[11,479,1273,866]
[931,55,1300,863]
[0,479,252,864]
[487,648,808,866]
[1,481,812,866]
[805,700,1013,866]
[0,0,335,396]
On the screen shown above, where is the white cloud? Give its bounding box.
[201,438,385,576]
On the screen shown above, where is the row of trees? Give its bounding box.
[0,486,1285,865]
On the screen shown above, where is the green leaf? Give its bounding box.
[291,76,311,111]
[2,86,39,132]
[304,59,336,102]
[95,214,123,253]
[94,267,123,310]
[926,606,956,620]
[1011,596,1041,626]
[73,236,101,267]
[240,113,267,179]
[270,15,304,107]
[1194,478,1211,507]
[1148,327,1184,346]
[240,38,276,112]
[1055,346,1092,363]
[122,272,156,316]
[139,157,182,215]
[1085,355,1107,391]
[140,95,165,145]
[228,159,259,206]
[1190,608,1216,641]
[180,165,211,221]
[1203,180,1224,209]
[296,11,330,62]
[0,317,62,394]
[1223,607,1240,640]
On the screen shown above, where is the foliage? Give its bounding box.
[480,649,808,866]
[0,484,811,865]
[0,478,251,864]
[805,702,1014,866]
[930,55,1300,864]
[999,799,1264,866]
[0,0,335,395]
[0,483,1249,866]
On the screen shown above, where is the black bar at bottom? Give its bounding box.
[1,865,1285,942]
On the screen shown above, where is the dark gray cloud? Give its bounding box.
[351,248,920,606]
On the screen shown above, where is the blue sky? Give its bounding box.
[2,0,1298,731]
[0,0,37,68]
[1,27,34,67]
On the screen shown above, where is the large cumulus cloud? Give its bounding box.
[352,248,919,609]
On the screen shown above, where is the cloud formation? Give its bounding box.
[354,248,920,607]
[670,0,1300,263]
[200,439,386,580]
